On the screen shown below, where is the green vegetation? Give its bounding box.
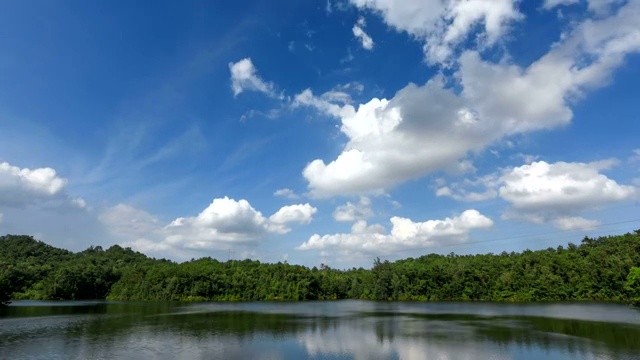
[625,266,640,306]
[1,231,640,305]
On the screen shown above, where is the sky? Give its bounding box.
[0,0,639,268]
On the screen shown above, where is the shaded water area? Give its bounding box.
[2,300,640,359]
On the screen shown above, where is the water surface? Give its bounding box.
[2,300,640,359]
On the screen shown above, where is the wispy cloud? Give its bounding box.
[352,17,374,50]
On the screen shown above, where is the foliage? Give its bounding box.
[0,231,639,305]
[0,271,11,306]
[625,266,640,306]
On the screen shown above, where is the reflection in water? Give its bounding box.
[1,301,640,360]
[296,316,626,360]
[297,317,503,360]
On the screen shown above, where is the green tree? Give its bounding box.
[625,267,640,306]
[0,270,12,305]
[1,230,640,304]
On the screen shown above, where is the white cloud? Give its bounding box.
[436,174,499,202]
[587,0,625,16]
[333,196,373,222]
[298,209,492,254]
[444,159,477,175]
[293,88,356,119]
[305,82,365,108]
[0,212,3,224]
[70,197,87,209]
[499,160,635,213]
[297,1,640,198]
[350,219,385,234]
[350,0,522,65]
[513,153,539,164]
[322,90,353,104]
[0,161,119,250]
[121,238,173,254]
[352,17,375,50]
[165,197,271,248]
[552,216,601,231]
[0,161,67,206]
[297,84,447,196]
[439,159,636,229]
[298,78,501,198]
[457,0,640,132]
[99,204,162,240]
[273,188,300,199]
[269,203,317,225]
[543,0,579,10]
[0,161,86,212]
[101,198,317,253]
[544,0,622,14]
[268,203,318,234]
[229,58,281,98]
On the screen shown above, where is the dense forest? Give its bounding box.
[1,231,640,306]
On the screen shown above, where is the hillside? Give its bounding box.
[1,231,640,305]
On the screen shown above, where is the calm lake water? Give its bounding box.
[1,301,640,360]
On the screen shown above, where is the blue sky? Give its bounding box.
[0,0,639,268]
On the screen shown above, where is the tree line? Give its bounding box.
[1,231,640,306]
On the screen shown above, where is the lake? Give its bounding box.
[1,300,640,359]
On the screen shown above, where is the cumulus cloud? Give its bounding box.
[306,80,491,196]
[296,1,640,198]
[100,197,318,254]
[350,0,522,65]
[0,160,123,251]
[0,161,67,206]
[352,17,374,50]
[298,209,493,254]
[165,197,272,248]
[0,161,86,211]
[333,196,373,222]
[268,203,318,234]
[229,58,281,98]
[499,160,635,212]
[295,78,506,197]
[438,159,637,229]
[350,219,386,234]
